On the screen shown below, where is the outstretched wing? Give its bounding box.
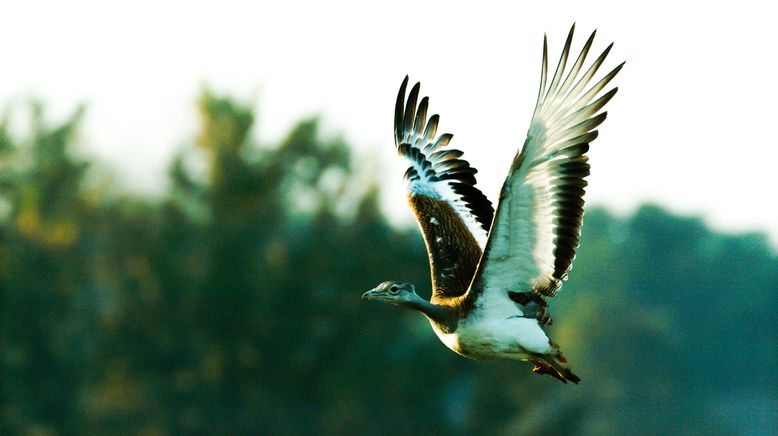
[469,25,623,307]
[395,76,494,299]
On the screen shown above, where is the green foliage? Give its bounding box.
[0,93,775,434]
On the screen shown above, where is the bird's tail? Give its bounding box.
[529,349,581,384]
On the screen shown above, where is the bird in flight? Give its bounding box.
[362,25,623,383]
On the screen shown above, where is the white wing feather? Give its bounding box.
[473,25,623,299]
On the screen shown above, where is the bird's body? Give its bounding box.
[363,25,623,383]
[430,304,553,359]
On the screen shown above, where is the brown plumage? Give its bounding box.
[407,195,482,300]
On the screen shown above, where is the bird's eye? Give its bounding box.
[389,285,399,294]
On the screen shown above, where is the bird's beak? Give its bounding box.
[361,289,379,301]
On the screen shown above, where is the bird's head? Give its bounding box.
[361,281,418,307]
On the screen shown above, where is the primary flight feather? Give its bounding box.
[362,25,623,383]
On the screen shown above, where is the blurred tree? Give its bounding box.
[0,93,774,435]
[0,103,93,434]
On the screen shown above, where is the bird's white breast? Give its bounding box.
[429,301,553,360]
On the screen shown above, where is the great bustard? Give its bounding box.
[362,25,623,383]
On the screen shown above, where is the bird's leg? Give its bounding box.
[527,357,568,383]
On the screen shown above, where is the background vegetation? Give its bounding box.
[0,92,775,435]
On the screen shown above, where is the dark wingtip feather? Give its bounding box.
[536,34,549,108]
[404,82,421,139]
[423,114,440,144]
[600,87,619,105]
[394,76,409,145]
[414,96,429,137]
[602,42,614,57]
[545,24,576,100]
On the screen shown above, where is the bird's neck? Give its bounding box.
[404,294,458,331]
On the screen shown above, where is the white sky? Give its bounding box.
[2,0,777,246]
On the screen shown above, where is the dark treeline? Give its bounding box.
[0,93,775,435]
